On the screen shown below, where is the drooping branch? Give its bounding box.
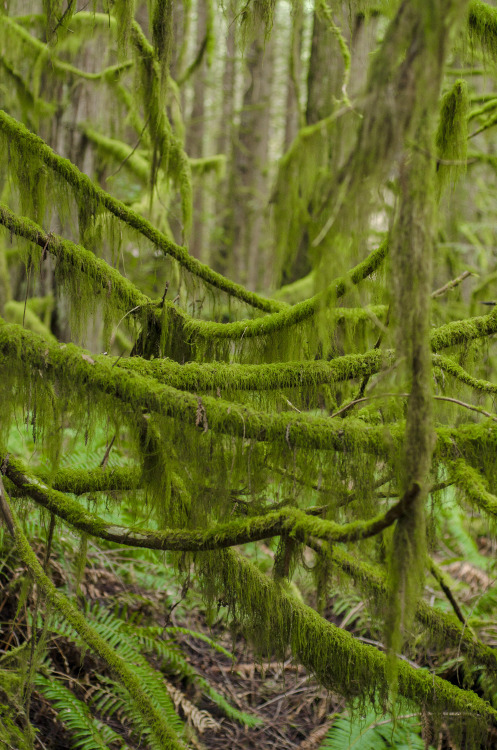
[2,322,497,459]
[2,454,421,551]
[183,241,388,343]
[0,15,133,81]
[0,111,283,313]
[308,541,497,674]
[0,477,187,750]
[448,458,497,519]
[0,203,150,316]
[433,353,497,394]
[198,547,497,727]
[8,450,495,680]
[4,198,494,352]
[0,204,385,353]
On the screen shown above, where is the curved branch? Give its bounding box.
[448,458,497,519]
[0,15,133,81]
[433,353,497,394]
[0,204,151,316]
[307,541,497,674]
[183,241,388,342]
[0,111,282,314]
[2,322,497,458]
[2,454,420,550]
[200,547,497,724]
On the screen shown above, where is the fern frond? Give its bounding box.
[319,709,429,750]
[36,672,128,749]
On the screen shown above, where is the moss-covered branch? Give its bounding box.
[433,353,497,394]
[0,15,133,81]
[9,450,495,678]
[448,458,497,519]
[4,197,491,353]
[183,241,388,342]
[2,454,420,550]
[115,349,394,392]
[430,307,497,350]
[35,465,141,495]
[468,0,497,58]
[0,109,283,313]
[0,203,150,316]
[198,548,497,729]
[3,322,497,459]
[0,477,186,750]
[310,542,497,674]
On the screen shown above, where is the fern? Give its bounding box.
[35,672,128,749]
[39,599,260,732]
[319,709,431,750]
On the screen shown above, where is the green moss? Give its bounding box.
[436,79,469,191]
[197,547,496,734]
[0,108,282,313]
[114,348,394,393]
[3,300,57,344]
[324,544,497,674]
[468,0,497,59]
[449,459,497,520]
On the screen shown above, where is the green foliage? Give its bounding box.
[319,708,429,750]
[36,673,128,750]
[5,2,497,748]
[436,79,469,191]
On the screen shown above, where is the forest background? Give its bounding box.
[4,1,497,749]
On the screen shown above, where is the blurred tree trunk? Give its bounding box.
[186,0,208,260]
[211,0,237,276]
[229,30,274,289]
[284,3,304,151]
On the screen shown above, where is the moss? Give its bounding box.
[430,307,497,350]
[0,203,154,342]
[468,0,497,59]
[197,547,496,733]
[449,459,497,520]
[152,0,173,89]
[0,321,400,457]
[184,241,388,346]
[436,79,469,191]
[0,108,283,313]
[3,300,57,344]
[433,353,497,394]
[114,0,136,54]
[115,348,394,393]
[1,15,133,82]
[6,451,426,551]
[36,465,141,495]
[323,544,497,674]
[4,321,497,465]
[82,127,150,184]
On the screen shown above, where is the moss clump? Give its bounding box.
[436,79,469,192]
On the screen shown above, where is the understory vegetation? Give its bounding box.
[4,0,497,748]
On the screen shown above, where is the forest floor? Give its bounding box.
[4,528,496,749]
[1,535,340,750]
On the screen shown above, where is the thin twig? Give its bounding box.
[106,115,150,181]
[428,558,467,628]
[100,434,116,468]
[331,392,497,422]
[431,270,474,299]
